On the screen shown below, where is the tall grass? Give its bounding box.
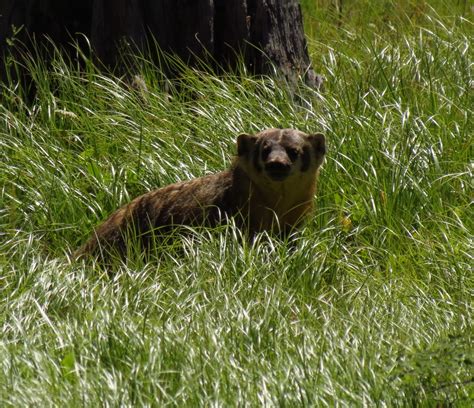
[1,2,472,406]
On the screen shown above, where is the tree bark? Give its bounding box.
[0,0,321,88]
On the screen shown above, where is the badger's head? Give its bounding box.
[236,128,326,184]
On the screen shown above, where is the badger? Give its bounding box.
[74,128,326,261]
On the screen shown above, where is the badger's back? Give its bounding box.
[74,170,240,260]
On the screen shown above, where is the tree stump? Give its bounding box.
[0,0,322,88]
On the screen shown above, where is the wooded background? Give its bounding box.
[0,0,321,87]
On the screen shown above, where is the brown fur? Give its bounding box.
[74,128,325,261]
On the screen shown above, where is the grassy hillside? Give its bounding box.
[1,1,472,406]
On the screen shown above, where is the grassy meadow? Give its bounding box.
[1,0,472,405]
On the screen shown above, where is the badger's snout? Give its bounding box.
[265,160,291,181]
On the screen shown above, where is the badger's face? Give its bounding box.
[237,128,326,183]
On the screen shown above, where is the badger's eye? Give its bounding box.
[261,145,271,160]
[286,147,299,161]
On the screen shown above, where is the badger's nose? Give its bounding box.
[265,161,291,181]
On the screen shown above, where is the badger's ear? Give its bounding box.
[306,133,326,156]
[237,133,257,156]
